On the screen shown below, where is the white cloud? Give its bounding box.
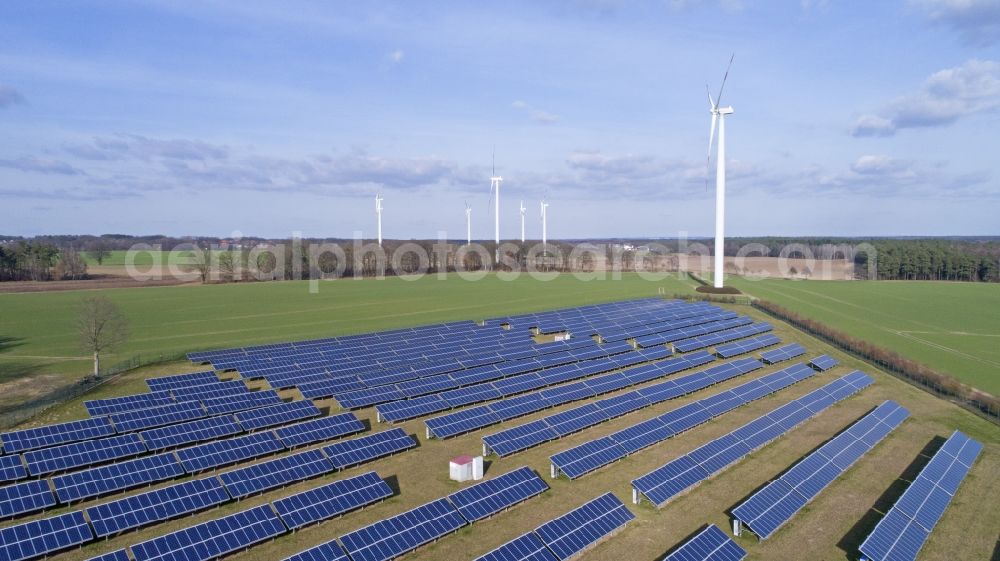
[852,59,1000,136]
[512,100,559,125]
[388,49,404,63]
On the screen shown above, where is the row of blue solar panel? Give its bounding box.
[631,370,874,508]
[858,430,983,561]
[473,492,636,561]
[0,399,324,489]
[426,350,719,441]
[492,357,778,461]
[732,400,910,540]
[0,429,414,561]
[278,466,550,561]
[0,413,369,519]
[374,344,673,422]
[548,361,822,479]
[663,524,747,561]
[353,340,644,412]
[201,298,681,377]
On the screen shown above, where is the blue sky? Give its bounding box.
[1,0,998,239]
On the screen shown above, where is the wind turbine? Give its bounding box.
[489,151,502,263]
[465,201,472,246]
[707,54,734,289]
[540,199,549,252]
[519,200,526,243]
[375,193,384,246]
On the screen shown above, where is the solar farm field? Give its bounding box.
[1,294,997,561]
[725,278,1000,395]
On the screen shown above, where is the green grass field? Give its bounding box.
[726,278,1000,395]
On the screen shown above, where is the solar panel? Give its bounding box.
[109,400,206,433]
[145,370,220,392]
[85,550,130,561]
[52,452,185,503]
[220,448,335,499]
[0,479,56,518]
[534,492,635,561]
[550,436,628,480]
[334,385,405,410]
[0,417,115,453]
[339,498,467,561]
[86,477,230,537]
[376,394,448,423]
[663,524,747,561]
[281,540,350,561]
[130,504,286,561]
[176,431,285,473]
[202,390,283,415]
[139,415,242,451]
[171,380,250,402]
[807,354,839,371]
[483,420,559,457]
[0,511,93,561]
[322,427,416,469]
[489,393,550,421]
[235,400,321,431]
[0,454,28,483]
[85,391,175,417]
[448,466,549,521]
[473,532,558,561]
[272,470,393,529]
[760,343,807,364]
[633,371,875,508]
[858,430,982,561]
[715,334,781,358]
[425,406,501,439]
[273,413,365,448]
[25,433,147,476]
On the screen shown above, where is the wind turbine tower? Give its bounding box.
[375,193,384,246]
[540,199,549,251]
[490,153,502,262]
[519,200,526,243]
[465,201,472,245]
[707,55,735,289]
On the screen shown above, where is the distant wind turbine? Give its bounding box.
[707,54,735,289]
[490,150,502,263]
[465,201,472,245]
[375,193,384,246]
[540,198,549,252]
[519,200,526,243]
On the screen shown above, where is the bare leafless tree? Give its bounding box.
[77,296,130,377]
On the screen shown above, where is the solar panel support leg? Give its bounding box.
[632,488,638,504]
[550,464,556,478]
[426,426,431,439]
[733,518,741,537]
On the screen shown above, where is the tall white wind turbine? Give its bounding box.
[519,200,526,243]
[465,201,472,245]
[375,193,384,246]
[489,152,502,262]
[540,199,549,251]
[707,54,734,289]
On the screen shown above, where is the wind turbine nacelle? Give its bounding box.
[719,106,734,115]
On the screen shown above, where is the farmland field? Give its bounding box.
[5,296,998,561]
[726,277,1000,395]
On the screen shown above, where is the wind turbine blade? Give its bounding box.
[715,53,734,107]
[706,84,715,109]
